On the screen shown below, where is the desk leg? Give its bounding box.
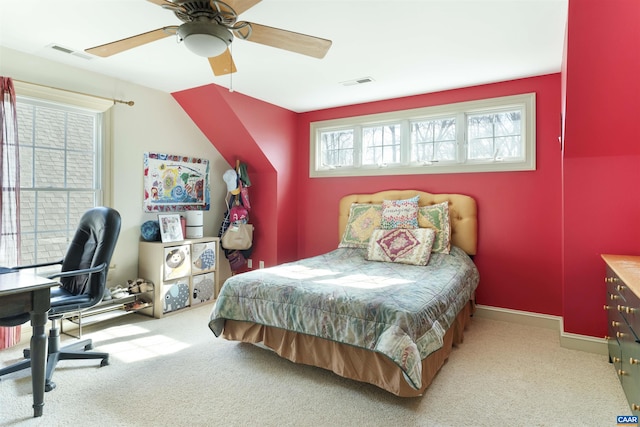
[30,288,50,418]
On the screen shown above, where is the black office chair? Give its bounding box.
[0,206,121,391]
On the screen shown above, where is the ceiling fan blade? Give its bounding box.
[85,27,177,57]
[209,49,238,76]
[148,0,187,13]
[223,0,262,15]
[235,23,331,59]
[146,0,174,6]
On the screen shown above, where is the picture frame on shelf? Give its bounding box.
[158,214,183,243]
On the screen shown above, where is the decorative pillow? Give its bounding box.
[418,201,451,253]
[366,228,436,266]
[338,203,382,248]
[380,196,419,229]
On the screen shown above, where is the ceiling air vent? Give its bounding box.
[48,44,94,60]
[340,77,375,86]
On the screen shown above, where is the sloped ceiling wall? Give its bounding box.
[172,84,299,267]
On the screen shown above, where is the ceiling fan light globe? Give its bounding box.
[177,22,233,57]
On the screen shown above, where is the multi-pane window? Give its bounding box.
[16,97,103,265]
[362,124,401,166]
[310,93,535,177]
[410,117,457,164]
[467,110,523,161]
[320,129,354,168]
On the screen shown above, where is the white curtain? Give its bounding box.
[0,76,22,349]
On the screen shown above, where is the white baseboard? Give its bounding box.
[474,304,608,355]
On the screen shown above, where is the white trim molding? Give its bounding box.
[474,304,608,356]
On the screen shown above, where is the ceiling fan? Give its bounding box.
[85,0,332,76]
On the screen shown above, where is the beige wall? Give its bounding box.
[0,46,231,288]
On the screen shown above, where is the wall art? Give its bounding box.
[144,152,210,212]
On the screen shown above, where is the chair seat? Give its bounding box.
[0,268,28,326]
[49,287,93,316]
[0,313,31,327]
[0,287,94,326]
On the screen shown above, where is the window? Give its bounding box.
[410,117,457,164]
[362,124,401,166]
[310,93,535,177]
[320,129,354,168]
[15,96,106,265]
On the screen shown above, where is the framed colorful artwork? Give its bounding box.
[143,152,210,212]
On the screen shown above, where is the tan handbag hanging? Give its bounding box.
[221,222,253,250]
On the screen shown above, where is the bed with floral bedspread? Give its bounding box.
[209,245,478,390]
[208,190,479,396]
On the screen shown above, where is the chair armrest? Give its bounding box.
[11,259,63,270]
[47,263,108,280]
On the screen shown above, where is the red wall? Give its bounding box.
[174,75,563,319]
[174,0,640,338]
[172,85,299,268]
[562,0,640,336]
[297,75,563,317]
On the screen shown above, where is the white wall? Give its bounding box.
[0,47,231,288]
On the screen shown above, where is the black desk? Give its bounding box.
[0,270,58,417]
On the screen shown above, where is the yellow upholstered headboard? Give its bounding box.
[338,190,478,256]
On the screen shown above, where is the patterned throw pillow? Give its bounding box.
[338,204,382,248]
[366,228,436,266]
[380,196,419,229]
[418,201,451,254]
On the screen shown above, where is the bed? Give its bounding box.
[209,190,479,397]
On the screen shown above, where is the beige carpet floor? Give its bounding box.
[0,304,630,426]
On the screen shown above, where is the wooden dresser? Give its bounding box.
[603,254,640,416]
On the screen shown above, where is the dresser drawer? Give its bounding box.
[609,338,623,381]
[619,320,640,414]
[608,267,640,338]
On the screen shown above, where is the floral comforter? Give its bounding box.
[208,246,479,389]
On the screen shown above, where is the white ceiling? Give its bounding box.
[0,0,567,113]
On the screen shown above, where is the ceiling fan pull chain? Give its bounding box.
[229,43,234,93]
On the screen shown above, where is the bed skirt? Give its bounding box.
[221,299,475,397]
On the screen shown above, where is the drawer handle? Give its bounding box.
[617,305,637,314]
[604,304,611,310]
[631,358,640,365]
[617,332,627,339]
[610,294,620,301]
[612,320,621,327]
[613,357,622,363]
[606,277,620,283]
[633,404,640,411]
[617,284,627,292]
[618,369,628,376]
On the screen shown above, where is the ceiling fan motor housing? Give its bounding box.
[177,21,233,57]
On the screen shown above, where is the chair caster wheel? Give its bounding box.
[45,381,56,392]
[100,358,109,367]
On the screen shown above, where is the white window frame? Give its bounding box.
[310,93,536,177]
[13,82,112,265]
